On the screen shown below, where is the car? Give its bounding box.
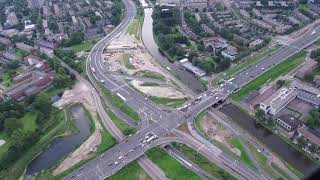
[114,161,119,165]
[118,156,123,160]
[215,97,219,100]
[129,149,134,152]
[257,149,261,153]
[101,79,105,83]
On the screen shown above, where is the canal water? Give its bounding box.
[26,105,91,175]
[221,104,318,175]
[141,8,206,93]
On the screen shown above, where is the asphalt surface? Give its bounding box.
[63,0,320,178]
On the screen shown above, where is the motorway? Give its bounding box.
[63,0,320,179]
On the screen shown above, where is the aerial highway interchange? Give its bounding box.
[63,0,320,179]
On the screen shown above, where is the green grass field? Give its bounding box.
[229,137,256,170]
[194,110,206,135]
[0,72,12,87]
[69,39,100,52]
[134,70,165,80]
[0,112,38,161]
[101,99,136,135]
[127,17,143,40]
[146,147,201,180]
[108,161,151,180]
[173,143,236,180]
[21,112,38,132]
[149,96,189,107]
[212,45,281,85]
[231,51,306,101]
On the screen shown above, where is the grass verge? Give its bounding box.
[248,143,280,179]
[69,39,100,52]
[107,161,151,180]
[271,162,293,180]
[194,110,206,135]
[229,137,257,170]
[231,51,306,101]
[172,143,236,180]
[149,96,189,107]
[97,81,140,122]
[101,98,136,135]
[146,147,201,180]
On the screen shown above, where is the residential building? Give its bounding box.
[252,8,262,18]
[2,52,18,61]
[276,114,302,132]
[0,37,11,45]
[251,19,272,31]
[16,43,35,53]
[260,87,297,115]
[288,16,301,26]
[313,75,320,88]
[240,9,251,20]
[221,49,238,60]
[53,4,61,16]
[27,0,44,9]
[249,39,264,48]
[5,12,19,27]
[37,40,58,50]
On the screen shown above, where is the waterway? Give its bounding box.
[221,104,318,175]
[26,105,91,175]
[141,8,206,93]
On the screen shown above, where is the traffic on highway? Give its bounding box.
[63,0,320,179]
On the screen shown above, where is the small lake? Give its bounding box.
[26,105,91,176]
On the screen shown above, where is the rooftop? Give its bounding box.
[262,87,297,111]
[277,114,302,131]
[180,59,206,77]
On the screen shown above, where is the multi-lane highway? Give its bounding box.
[63,0,320,179]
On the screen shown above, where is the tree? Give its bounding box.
[53,74,72,88]
[299,0,308,4]
[4,118,22,136]
[33,93,51,116]
[307,108,320,129]
[255,109,265,120]
[297,136,307,149]
[276,80,286,89]
[309,143,318,153]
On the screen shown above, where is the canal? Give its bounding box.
[221,104,318,175]
[141,8,206,93]
[26,105,91,175]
